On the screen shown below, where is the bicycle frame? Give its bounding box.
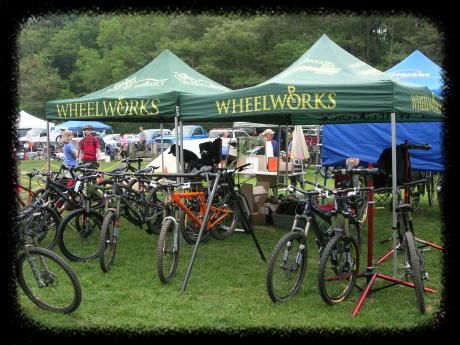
[171,191,231,231]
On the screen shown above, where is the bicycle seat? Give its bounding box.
[395,203,413,212]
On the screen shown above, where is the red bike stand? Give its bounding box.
[377,140,445,263]
[351,163,437,317]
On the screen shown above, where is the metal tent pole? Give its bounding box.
[179,120,185,174]
[46,120,51,172]
[390,112,398,277]
[174,108,180,174]
[285,123,289,185]
[276,124,281,192]
[160,122,164,173]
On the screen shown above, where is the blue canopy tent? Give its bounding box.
[322,50,444,172]
[55,120,112,131]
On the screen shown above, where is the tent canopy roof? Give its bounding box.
[55,120,112,131]
[46,49,230,122]
[18,110,54,129]
[180,34,443,125]
[385,50,443,97]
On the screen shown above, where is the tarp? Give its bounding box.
[180,34,442,124]
[55,120,112,131]
[322,122,444,172]
[18,110,54,129]
[46,49,230,122]
[322,50,445,171]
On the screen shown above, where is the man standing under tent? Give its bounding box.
[78,124,100,169]
[262,129,279,157]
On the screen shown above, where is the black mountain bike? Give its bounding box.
[16,202,82,313]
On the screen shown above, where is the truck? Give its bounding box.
[153,125,208,152]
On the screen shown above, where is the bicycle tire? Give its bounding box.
[36,205,61,250]
[210,188,237,240]
[266,231,307,303]
[58,208,104,262]
[16,246,82,313]
[144,187,164,235]
[317,233,359,305]
[156,218,179,284]
[99,210,118,273]
[404,231,425,313]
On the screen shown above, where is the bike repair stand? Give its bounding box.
[352,162,437,317]
[180,171,266,292]
[378,140,444,261]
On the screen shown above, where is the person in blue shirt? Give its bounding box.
[62,130,78,167]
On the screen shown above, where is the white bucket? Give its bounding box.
[105,156,110,163]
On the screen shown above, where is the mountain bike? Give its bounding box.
[375,180,430,313]
[266,167,377,304]
[156,166,243,284]
[15,202,82,313]
[98,166,161,272]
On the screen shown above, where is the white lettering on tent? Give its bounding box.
[173,72,228,91]
[389,69,431,79]
[107,77,168,92]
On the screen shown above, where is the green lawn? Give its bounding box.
[14,159,445,334]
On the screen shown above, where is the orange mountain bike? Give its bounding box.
[155,177,236,284]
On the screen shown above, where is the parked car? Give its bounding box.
[209,128,250,143]
[153,125,208,152]
[19,127,62,150]
[143,128,173,143]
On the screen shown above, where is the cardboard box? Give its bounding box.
[251,212,266,225]
[279,161,293,172]
[240,183,255,212]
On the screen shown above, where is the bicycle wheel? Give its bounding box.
[58,208,104,262]
[210,188,237,240]
[317,233,359,305]
[156,218,179,284]
[318,166,335,178]
[99,210,118,273]
[36,206,61,250]
[145,187,165,235]
[16,246,82,313]
[266,231,307,303]
[404,231,425,313]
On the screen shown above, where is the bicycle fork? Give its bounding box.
[163,216,180,253]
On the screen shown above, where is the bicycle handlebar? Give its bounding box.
[333,167,381,176]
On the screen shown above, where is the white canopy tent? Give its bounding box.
[18,110,54,130]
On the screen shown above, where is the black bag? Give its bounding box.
[374,144,411,188]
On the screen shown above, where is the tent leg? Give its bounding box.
[391,112,398,277]
[276,124,281,193]
[46,120,51,172]
[160,122,164,173]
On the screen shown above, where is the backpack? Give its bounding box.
[374,144,411,188]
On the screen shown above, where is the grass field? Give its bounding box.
[14,159,446,334]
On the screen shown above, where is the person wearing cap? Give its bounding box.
[78,124,100,169]
[262,128,279,157]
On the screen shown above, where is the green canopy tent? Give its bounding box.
[180,34,444,285]
[45,49,231,172]
[180,34,441,124]
[46,49,230,122]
